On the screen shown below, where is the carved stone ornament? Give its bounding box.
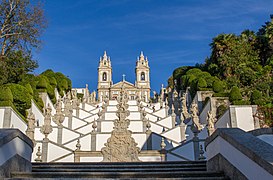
[206,111,216,136]
[26,112,36,143]
[101,86,140,162]
[40,104,53,138]
[182,93,190,119]
[190,102,202,132]
[53,99,65,126]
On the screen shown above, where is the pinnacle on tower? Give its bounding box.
[139,51,145,60]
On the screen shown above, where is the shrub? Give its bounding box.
[36,76,48,91]
[25,83,34,95]
[229,86,242,102]
[6,83,32,117]
[213,80,224,93]
[0,86,13,102]
[197,78,207,90]
[250,90,263,105]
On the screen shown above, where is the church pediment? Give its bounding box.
[111,81,136,89]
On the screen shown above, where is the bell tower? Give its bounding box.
[97,51,112,102]
[135,51,150,102]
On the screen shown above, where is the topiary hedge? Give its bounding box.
[6,83,32,117]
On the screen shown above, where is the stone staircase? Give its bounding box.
[10,161,229,179]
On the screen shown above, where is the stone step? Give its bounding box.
[32,167,206,173]
[32,161,206,166]
[11,171,227,179]
[32,161,206,170]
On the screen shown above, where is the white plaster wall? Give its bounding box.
[79,135,91,150]
[128,100,137,105]
[81,157,103,162]
[62,139,79,151]
[109,101,118,106]
[157,116,172,129]
[257,135,273,147]
[10,110,27,132]
[90,108,100,114]
[75,124,92,134]
[128,106,138,111]
[207,136,273,180]
[0,137,33,165]
[145,113,157,122]
[101,121,114,132]
[72,117,87,130]
[31,101,44,125]
[45,95,56,115]
[128,112,140,120]
[34,128,45,141]
[162,126,181,143]
[153,109,167,118]
[79,109,92,119]
[139,156,161,162]
[235,107,255,131]
[107,106,117,112]
[215,110,230,128]
[62,128,80,144]
[48,127,58,142]
[47,142,72,162]
[132,134,147,149]
[105,112,118,120]
[83,103,96,111]
[96,134,111,150]
[128,121,143,132]
[56,154,73,162]
[153,103,161,110]
[143,107,153,113]
[150,123,165,134]
[83,114,98,123]
[0,109,4,127]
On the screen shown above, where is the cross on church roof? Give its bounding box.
[122,74,126,82]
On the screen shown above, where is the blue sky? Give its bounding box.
[34,0,273,93]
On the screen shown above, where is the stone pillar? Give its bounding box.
[180,123,186,142]
[76,106,80,118]
[91,132,96,151]
[193,133,200,161]
[41,138,49,162]
[57,126,63,144]
[3,107,12,127]
[68,114,72,129]
[171,113,176,128]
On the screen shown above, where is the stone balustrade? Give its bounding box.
[0,129,33,178]
[205,128,273,180]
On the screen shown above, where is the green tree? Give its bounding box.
[0,51,38,84]
[229,86,242,102]
[0,0,47,56]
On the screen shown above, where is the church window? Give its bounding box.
[102,72,107,81]
[141,72,145,81]
[131,96,134,100]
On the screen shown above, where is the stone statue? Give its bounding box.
[40,104,53,138]
[101,87,140,162]
[26,112,36,143]
[53,99,65,126]
[181,93,190,119]
[206,111,215,136]
[190,102,202,132]
[64,98,72,116]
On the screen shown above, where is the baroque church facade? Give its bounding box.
[97,51,151,102]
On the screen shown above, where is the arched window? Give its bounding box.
[141,72,145,81]
[102,72,107,81]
